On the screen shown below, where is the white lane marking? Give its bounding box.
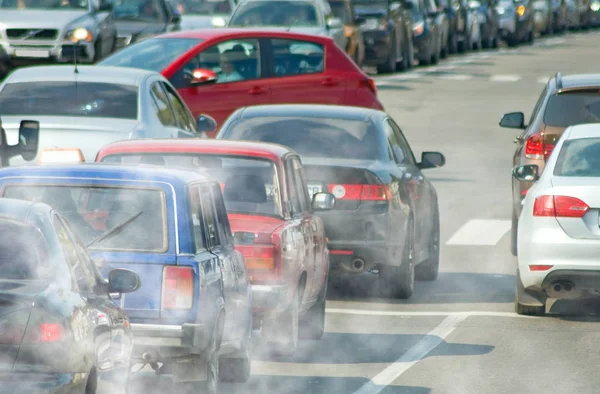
[490,74,522,82]
[326,308,536,319]
[352,315,468,394]
[438,74,473,80]
[538,76,550,84]
[446,219,511,245]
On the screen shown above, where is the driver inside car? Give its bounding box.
[217,50,244,83]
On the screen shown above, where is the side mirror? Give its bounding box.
[418,151,445,169]
[108,268,141,294]
[327,17,344,29]
[18,120,40,162]
[512,164,539,182]
[197,114,217,133]
[186,68,218,85]
[312,192,336,211]
[499,112,526,129]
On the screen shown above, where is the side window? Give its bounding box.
[151,82,177,127]
[189,185,208,253]
[528,85,549,125]
[383,120,406,164]
[389,120,418,166]
[62,218,103,287]
[210,184,234,246]
[271,39,324,77]
[161,82,197,132]
[291,158,311,212]
[53,216,94,293]
[200,186,221,249]
[285,160,302,215]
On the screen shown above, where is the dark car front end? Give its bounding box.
[352,0,395,66]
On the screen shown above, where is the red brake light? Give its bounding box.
[237,245,276,271]
[533,195,589,218]
[544,144,554,160]
[39,324,63,342]
[327,184,392,201]
[529,265,554,271]
[162,266,194,310]
[524,132,554,160]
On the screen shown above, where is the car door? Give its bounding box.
[168,37,271,127]
[198,184,238,340]
[149,81,182,138]
[265,37,347,106]
[286,156,317,302]
[160,81,203,138]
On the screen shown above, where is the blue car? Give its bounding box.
[0,161,253,392]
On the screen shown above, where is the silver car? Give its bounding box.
[0,65,206,165]
[0,0,117,68]
[227,0,346,52]
[174,0,236,29]
[514,123,600,316]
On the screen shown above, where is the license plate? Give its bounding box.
[308,184,324,197]
[15,49,50,58]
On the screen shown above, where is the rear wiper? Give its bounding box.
[86,211,143,248]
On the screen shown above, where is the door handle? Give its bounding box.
[248,86,267,95]
[322,78,339,87]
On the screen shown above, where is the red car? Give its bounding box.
[95,139,336,354]
[97,28,384,137]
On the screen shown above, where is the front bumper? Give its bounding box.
[0,39,95,63]
[361,30,391,65]
[130,323,211,360]
[0,372,87,394]
[498,16,517,35]
[251,283,289,316]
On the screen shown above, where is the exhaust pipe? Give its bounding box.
[553,282,562,293]
[352,258,365,272]
[551,280,575,293]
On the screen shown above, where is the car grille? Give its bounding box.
[6,28,58,40]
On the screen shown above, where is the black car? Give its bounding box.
[216,104,445,299]
[352,0,414,74]
[112,0,182,50]
[0,198,140,393]
[437,0,470,52]
[409,0,449,65]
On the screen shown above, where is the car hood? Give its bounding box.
[2,116,139,165]
[179,14,230,29]
[228,213,286,235]
[0,10,89,30]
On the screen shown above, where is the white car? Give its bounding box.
[514,123,600,316]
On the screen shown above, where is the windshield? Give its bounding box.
[329,1,352,24]
[113,0,167,22]
[553,138,600,177]
[543,91,600,127]
[229,0,321,27]
[99,37,202,72]
[223,117,382,160]
[101,154,284,217]
[0,219,49,280]
[2,185,167,252]
[173,0,232,14]
[0,0,88,9]
[0,82,139,119]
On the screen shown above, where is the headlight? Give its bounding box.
[591,2,600,11]
[413,21,424,36]
[211,16,226,27]
[517,4,526,16]
[359,17,388,31]
[496,6,505,14]
[65,27,92,43]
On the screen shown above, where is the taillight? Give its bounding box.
[529,265,554,271]
[22,322,65,343]
[162,266,194,310]
[533,195,589,218]
[237,245,276,271]
[327,184,392,201]
[360,78,377,95]
[524,132,554,160]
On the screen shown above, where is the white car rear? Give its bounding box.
[515,123,600,316]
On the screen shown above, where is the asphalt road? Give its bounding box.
[110,31,600,394]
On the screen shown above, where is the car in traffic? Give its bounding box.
[0,65,205,166]
[408,0,449,65]
[0,197,141,393]
[0,0,117,80]
[112,0,182,50]
[533,0,554,34]
[95,139,335,355]
[328,0,366,67]
[217,104,446,299]
[0,159,253,392]
[499,72,600,256]
[469,0,500,48]
[172,0,236,29]
[351,0,414,73]
[513,124,600,316]
[495,0,534,46]
[98,29,384,136]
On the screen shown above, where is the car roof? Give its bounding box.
[559,74,600,89]
[4,65,157,86]
[99,139,295,162]
[565,123,600,140]
[153,28,332,43]
[0,163,215,187]
[235,104,382,122]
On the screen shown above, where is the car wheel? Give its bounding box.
[84,367,98,394]
[507,33,518,47]
[263,290,299,355]
[0,52,12,81]
[396,37,409,71]
[377,35,397,74]
[299,266,328,340]
[511,209,518,256]
[515,270,545,316]
[416,207,440,281]
[449,33,458,53]
[379,220,415,299]
[93,39,103,63]
[219,324,251,383]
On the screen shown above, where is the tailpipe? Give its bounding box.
[340,257,368,273]
[352,258,365,272]
[548,280,576,298]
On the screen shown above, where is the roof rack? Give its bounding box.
[554,72,562,90]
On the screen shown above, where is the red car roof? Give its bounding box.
[97,139,294,163]
[151,28,334,44]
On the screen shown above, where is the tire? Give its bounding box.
[93,39,103,63]
[219,327,251,383]
[416,208,440,281]
[515,271,545,316]
[379,220,415,299]
[507,34,518,47]
[196,337,219,394]
[377,36,396,74]
[263,290,299,355]
[84,368,98,394]
[396,38,409,71]
[511,209,518,257]
[299,267,328,340]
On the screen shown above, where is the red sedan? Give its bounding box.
[97,28,384,137]
[95,139,336,354]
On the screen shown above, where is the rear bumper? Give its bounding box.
[131,323,211,360]
[251,283,289,315]
[328,240,393,273]
[0,372,86,394]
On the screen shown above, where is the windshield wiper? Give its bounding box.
[86,211,143,248]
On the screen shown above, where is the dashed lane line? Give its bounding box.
[325,309,535,319]
[446,219,511,246]
[490,74,522,82]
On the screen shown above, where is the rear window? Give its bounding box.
[0,82,139,119]
[99,37,203,72]
[223,116,383,160]
[543,91,600,128]
[1,185,167,252]
[229,0,321,27]
[553,137,600,177]
[0,219,48,280]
